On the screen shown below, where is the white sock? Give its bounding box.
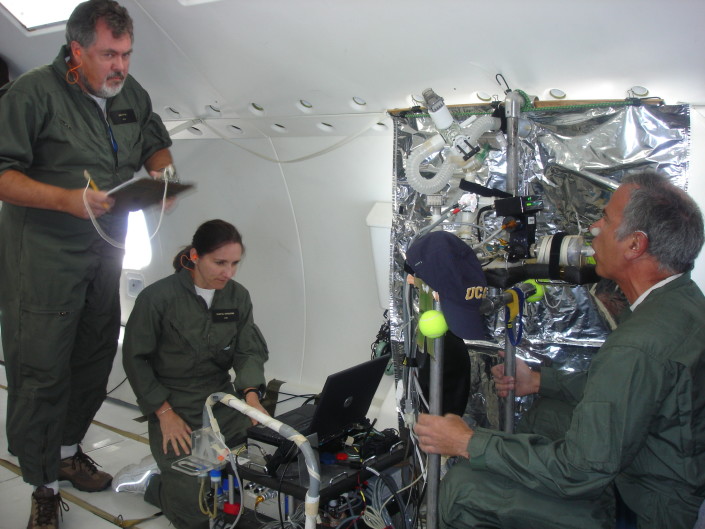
[60,444,78,460]
[37,481,59,494]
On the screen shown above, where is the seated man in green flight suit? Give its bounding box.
[415,171,705,529]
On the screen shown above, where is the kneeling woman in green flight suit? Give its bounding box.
[122,219,270,529]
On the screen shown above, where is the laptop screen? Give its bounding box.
[247,355,390,446]
[308,355,389,441]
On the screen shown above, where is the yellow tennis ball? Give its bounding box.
[418,310,448,338]
[524,279,545,302]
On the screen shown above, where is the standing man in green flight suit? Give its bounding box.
[414,171,705,529]
[0,1,175,527]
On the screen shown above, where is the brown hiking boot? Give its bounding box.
[58,447,112,492]
[27,486,69,529]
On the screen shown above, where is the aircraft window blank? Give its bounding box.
[297,100,314,113]
[164,106,182,119]
[123,210,152,270]
[250,103,265,116]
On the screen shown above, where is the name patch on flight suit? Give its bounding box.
[212,309,239,323]
[109,109,137,124]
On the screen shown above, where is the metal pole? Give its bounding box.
[503,336,516,433]
[505,90,523,194]
[502,90,524,433]
[426,299,444,529]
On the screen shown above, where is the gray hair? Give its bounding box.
[616,171,704,273]
[65,0,133,48]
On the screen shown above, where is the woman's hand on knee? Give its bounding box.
[158,408,193,456]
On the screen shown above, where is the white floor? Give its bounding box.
[0,365,173,529]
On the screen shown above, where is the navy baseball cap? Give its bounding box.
[405,231,487,340]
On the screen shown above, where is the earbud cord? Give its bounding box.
[66,61,81,85]
[82,177,168,248]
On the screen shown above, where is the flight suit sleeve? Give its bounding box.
[122,292,172,416]
[539,367,588,406]
[231,293,269,392]
[467,344,665,499]
[0,81,41,175]
[137,97,172,168]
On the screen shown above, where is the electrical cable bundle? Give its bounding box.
[259,502,306,529]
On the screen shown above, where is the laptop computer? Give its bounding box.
[247,355,389,448]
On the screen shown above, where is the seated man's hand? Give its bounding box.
[491,351,541,398]
[414,413,472,458]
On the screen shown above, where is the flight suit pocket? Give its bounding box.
[18,308,78,378]
[51,112,96,157]
[568,401,618,471]
[211,328,238,371]
[152,320,199,376]
[111,119,144,168]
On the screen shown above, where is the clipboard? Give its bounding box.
[107,177,194,212]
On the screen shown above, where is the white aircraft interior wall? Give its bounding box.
[2,0,705,421]
[4,112,705,415]
[109,133,394,406]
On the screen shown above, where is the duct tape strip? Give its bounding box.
[90,419,150,445]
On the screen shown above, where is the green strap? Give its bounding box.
[262,378,286,416]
